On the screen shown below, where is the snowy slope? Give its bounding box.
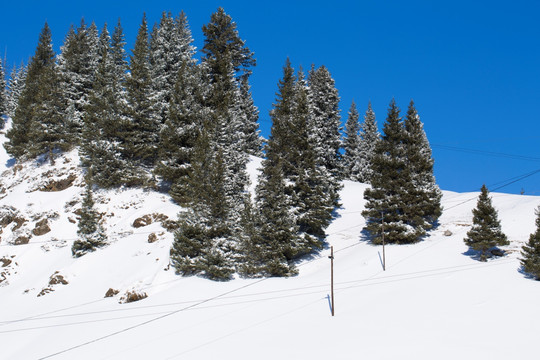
[1,123,540,359]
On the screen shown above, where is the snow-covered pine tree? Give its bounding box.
[342,100,361,180]
[354,102,379,183]
[6,64,28,119]
[150,11,196,125]
[124,14,160,178]
[464,184,509,261]
[5,23,56,159]
[170,126,236,281]
[81,24,129,188]
[110,19,128,87]
[521,206,540,280]
[156,60,205,205]
[57,19,100,144]
[0,59,7,119]
[201,7,261,155]
[362,99,415,244]
[72,181,107,257]
[291,69,333,245]
[249,156,299,277]
[307,65,342,207]
[402,100,442,237]
[238,76,262,155]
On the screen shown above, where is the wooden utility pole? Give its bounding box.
[381,211,386,271]
[329,246,334,316]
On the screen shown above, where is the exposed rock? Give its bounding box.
[68,217,76,224]
[132,213,169,228]
[444,230,453,237]
[148,233,158,243]
[32,219,51,236]
[12,217,27,231]
[39,174,77,192]
[120,290,148,304]
[48,272,68,285]
[105,288,120,298]
[14,236,30,245]
[1,257,12,267]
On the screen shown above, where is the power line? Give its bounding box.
[431,144,540,162]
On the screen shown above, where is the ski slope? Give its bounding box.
[1,121,539,359]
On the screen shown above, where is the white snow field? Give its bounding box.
[1,121,539,359]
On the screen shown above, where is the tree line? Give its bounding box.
[3,8,537,282]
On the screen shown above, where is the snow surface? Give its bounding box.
[1,121,540,359]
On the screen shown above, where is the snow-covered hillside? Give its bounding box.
[1,119,540,359]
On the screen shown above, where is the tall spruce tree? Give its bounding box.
[354,102,379,183]
[307,65,342,206]
[342,100,361,180]
[6,23,56,159]
[402,100,442,236]
[57,20,100,143]
[521,206,540,280]
[362,99,414,244]
[150,11,196,124]
[72,181,107,257]
[156,60,205,204]
[464,184,509,261]
[170,126,236,281]
[0,59,7,118]
[201,7,261,155]
[81,24,129,188]
[124,14,160,175]
[6,64,28,119]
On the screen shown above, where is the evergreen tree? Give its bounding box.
[249,157,299,277]
[521,206,540,280]
[57,19,100,143]
[307,65,342,206]
[201,7,261,154]
[124,14,160,174]
[362,99,414,244]
[150,11,196,124]
[402,100,442,236]
[6,64,28,119]
[156,60,205,204]
[464,184,509,261]
[72,181,107,257]
[81,24,128,188]
[0,59,7,118]
[170,126,235,280]
[354,102,379,183]
[342,100,361,180]
[238,76,262,155]
[6,23,56,159]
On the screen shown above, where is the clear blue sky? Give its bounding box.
[1,0,539,194]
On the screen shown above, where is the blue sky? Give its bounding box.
[1,0,539,194]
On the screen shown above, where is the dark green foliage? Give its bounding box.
[6,23,59,159]
[0,59,7,117]
[521,206,540,280]
[170,127,235,281]
[202,7,255,81]
[58,20,100,143]
[342,100,360,180]
[355,102,379,183]
[72,182,107,257]
[363,99,441,244]
[402,100,442,237]
[363,100,414,244]
[156,60,203,204]
[464,185,509,261]
[81,25,128,188]
[124,14,160,170]
[250,158,299,277]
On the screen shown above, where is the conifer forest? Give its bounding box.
[3,7,536,282]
